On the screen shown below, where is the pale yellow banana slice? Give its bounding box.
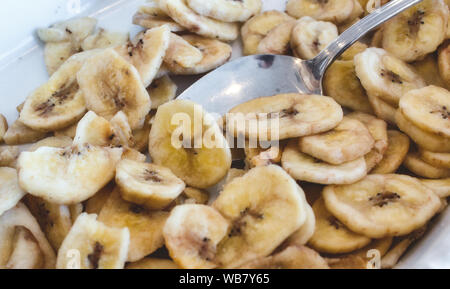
[372,130,410,174]
[395,110,450,153]
[23,195,72,251]
[148,76,177,109]
[285,203,315,246]
[3,119,47,145]
[339,42,368,61]
[37,17,97,46]
[126,257,179,269]
[109,111,135,147]
[382,0,449,62]
[173,187,210,206]
[85,182,115,215]
[419,149,450,169]
[420,178,450,198]
[132,11,187,32]
[323,174,441,238]
[115,26,170,87]
[159,0,239,41]
[44,42,78,76]
[56,213,129,269]
[77,49,151,129]
[0,203,56,269]
[291,17,338,60]
[18,144,122,204]
[54,122,77,138]
[399,86,450,138]
[239,245,329,269]
[20,51,99,132]
[299,117,374,165]
[98,188,169,262]
[81,28,129,51]
[163,204,229,269]
[404,151,450,179]
[5,227,45,269]
[367,94,397,125]
[0,114,6,143]
[0,145,19,168]
[282,140,367,185]
[438,41,450,87]
[354,48,426,106]
[308,198,371,254]
[149,100,231,188]
[0,168,26,216]
[165,35,232,75]
[212,165,307,268]
[286,0,355,24]
[227,93,343,140]
[121,147,147,162]
[115,159,185,210]
[29,136,73,151]
[412,53,448,89]
[256,20,296,55]
[186,0,261,22]
[73,111,114,147]
[241,11,295,55]
[323,60,373,114]
[164,33,203,69]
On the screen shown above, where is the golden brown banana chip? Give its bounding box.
[372,130,410,174]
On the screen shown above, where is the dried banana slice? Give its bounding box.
[163,204,229,269]
[116,26,170,87]
[399,86,450,138]
[367,94,396,125]
[282,140,367,185]
[132,11,187,32]
[126,257,179,269]
[29,136,73,151]
[20,51,98,132]
[115,159,185,210]
[148,76,177,109]
[438,41,450,87]
[109,111,134,147]
[420,178,450,198]
[73,111,114,147]
[382,0,449,62]
[98,188,169,262]
[339,42,368,61]
[419,150,450,169]
[3,120,47,145]
[164,33,202,69]
[412,53,448,89]
[149,100,231,188]
[0,168,26,216]
[354,48,426,107]
[0,145,19,168]
[381,227,426,268]
[54,122,77,138]
[299,117,374,165]
[56,213,129,269]
[77,49,151,129]
[85,183,115,215]
[81,29,129,50]
[285,203,315,246]
[18,144,122,204]
[23,195,72,251]
[44,42,78,76]
[186,0,261,22]
[0,203,56,269]
[308,198,371,254]
[239,246,329,269]
[323,60,373,114]
[395,110,450,153]
[372,130,410,174]
[323,174,441,238]
[0,114,6,143]
[256,20,296,55]
[4,227,46,269]
[159,0,239,41]
[227,93,343,140]
[37,17,97,45]
[173,187,210,205]
[404,151,450,179]
[241,11,294,55]
[291,16,338,60]
[132,113,153,153]
[212,165,307,268]
[165,35,232,75]
[286,0,355,24]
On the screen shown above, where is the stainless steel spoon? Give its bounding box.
[178,0,422,115]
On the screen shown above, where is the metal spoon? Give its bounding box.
[178,0,422,115]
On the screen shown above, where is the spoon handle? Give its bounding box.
[311,0,423,78]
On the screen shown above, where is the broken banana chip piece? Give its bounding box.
[18,144,123,205]
[115,159,186,210]
[286,0,355,24]
[323,174,441,238]
[0,167,26,217]
[282,140,367,185]
[149,100,231,189]
[165,35,232,75]
[227,93,343,140]
[98,188,169,262]
[382,0,449,62]
[164,204,229,269]
[159,0,239,41]
[212,165,307,268]
[0,203,56,269]
[186,0,262,22]
[299,116,374,165]
[77,49,151,130]
[164,33,203,69]
[56,213,130,269]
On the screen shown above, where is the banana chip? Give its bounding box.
[372,130,410,174]
[0,168,26,216]
[404,151,450,179]
[186,0,262,22]
[286,0,355,24]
